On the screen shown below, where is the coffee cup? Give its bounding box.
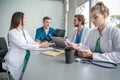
[65,47,75,64]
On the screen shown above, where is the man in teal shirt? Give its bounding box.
[35,16,55,42]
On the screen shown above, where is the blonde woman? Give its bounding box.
[77,2,120,63]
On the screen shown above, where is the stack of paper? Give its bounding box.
[41,49,64,57]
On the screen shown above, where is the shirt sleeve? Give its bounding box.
[9,30,39,50]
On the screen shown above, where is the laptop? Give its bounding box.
[53,29,65,37]
[51,37,67,49]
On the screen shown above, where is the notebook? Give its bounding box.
[51,37,67,48]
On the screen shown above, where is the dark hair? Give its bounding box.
[9,12,24,30]
[43,16,51,21]
[74,14,85,25]
[91,1,109,16]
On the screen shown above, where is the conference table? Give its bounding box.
[22,51,120,80]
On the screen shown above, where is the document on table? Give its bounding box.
[34,47,54,51]
[41,49,64,57]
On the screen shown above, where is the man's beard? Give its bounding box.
[74,24,79,27]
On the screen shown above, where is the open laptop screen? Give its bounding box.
[53,29,65,37]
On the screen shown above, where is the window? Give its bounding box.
[76,1,90,28]
[98,0,120,28]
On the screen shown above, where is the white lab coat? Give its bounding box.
[66,27,90,44]
[2,29,39,80]
[85,22,120,63]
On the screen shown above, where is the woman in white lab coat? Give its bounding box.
[77,2,120,63]
[2,12,50,80]
[66,14,90,48]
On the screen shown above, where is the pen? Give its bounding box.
[53,49,60,52]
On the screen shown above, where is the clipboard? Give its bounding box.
[41,49,64,57]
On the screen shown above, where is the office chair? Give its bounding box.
[0,37,10,80]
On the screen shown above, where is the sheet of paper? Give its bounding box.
[34,47,54,51]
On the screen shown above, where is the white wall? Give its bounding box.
[0,0,64,40]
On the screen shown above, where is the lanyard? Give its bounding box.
[16,29,28,43]
[16,29,30,72]
[22,29,28,43]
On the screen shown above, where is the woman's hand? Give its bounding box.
[39,41,50,48]
[78,50,93,59]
